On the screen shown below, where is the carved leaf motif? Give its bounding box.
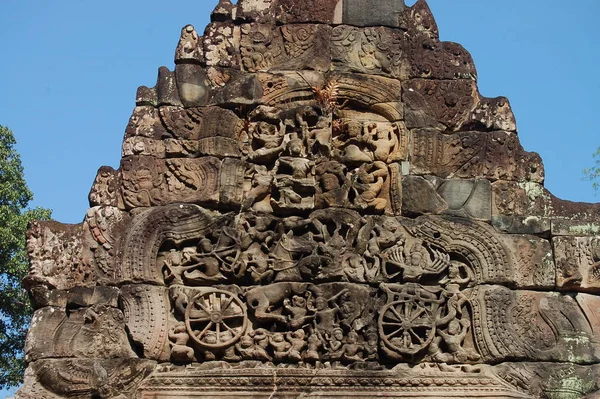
[281,25,316,58]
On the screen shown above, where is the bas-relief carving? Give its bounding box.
[331,25,406,78]
[89,166,122,208]
[120,156,222,208]
[25,305,135,362]
[24,221,91,291]
[411,129,544,183]
[20,0,600,398]
[240,23,331,73]
[555,236,600,292]
[32,359,155,399]
[470,285,600,363]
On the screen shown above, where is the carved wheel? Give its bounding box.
[379,299,436,356]
[185,289,248,349]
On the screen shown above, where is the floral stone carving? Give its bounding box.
[17,0,600,398]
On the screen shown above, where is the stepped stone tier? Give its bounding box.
[16,0,600,398]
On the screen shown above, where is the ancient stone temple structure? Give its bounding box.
[16,0,600,398]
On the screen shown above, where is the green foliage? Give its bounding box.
[583,147,600,192]
[0,126,51,388]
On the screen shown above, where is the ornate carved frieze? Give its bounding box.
[19,0,600,398]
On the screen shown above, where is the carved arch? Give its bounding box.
[120,204,226,284]
[409,216,513,285]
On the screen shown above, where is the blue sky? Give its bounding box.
[0,0,599,395]
[1,0,599,225]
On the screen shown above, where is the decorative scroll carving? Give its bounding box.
[469,285,599,363]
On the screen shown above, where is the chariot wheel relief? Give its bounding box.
[379,299,437,356]
[185,289,248,349]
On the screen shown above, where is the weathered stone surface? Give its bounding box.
[88,166,122,208]
[435,178,492,221]
[331,25,406,78]
[175,25,203,64]
[276,0,342,24]
[24,221,91,291]
[135,85,158,106]
[25,305,135,362]
[211,0,236,23]
[235,0,278,23]
[21,1,600,398]
[124,106,167,140]
[120,285,171,360]
[469,285,600,363]
[403,176,494,220]
[554,236,600,292]
[499,234,555,289]
[493,181,600,220]
[240,23,332,72]
[401,175,447,216]
[20,359,156,399]
[412,130,544,183]
[400,0,439,40]
[29,286,120,310]
[175,64,209,107]
[404,79,478,130]
[156,66,182,107]
[552,219,600,236]
[494,362,600,399]
[120,156,223,209]
[407,40,476,80]
[203,22,240,69]
[344,0,404,27]
[491,215,552,236]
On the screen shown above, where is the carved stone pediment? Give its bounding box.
[18,0,600,398]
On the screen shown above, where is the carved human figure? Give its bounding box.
[284,294,313,329]
[327,327,344,360]
[429,318,480,363]
[304,116,332,155]
[286,329,307,362]
[128,167,163,207]
[343,253,370,283]
[312,290,347,332]
[351,161,388,211]
[249,328,272,360]
[221,330,242,361]
[341,330,364,362]
[169,322,195,362]
[364,328,379,360]
[161,249,186,285]
[246,122,289,162]
[270,332,291,362]
[246,249,275,284]
[304,329,324,362]
[358,28,392,73]
[272,141,315,209]
[440,261,472,287]
[236,335,258,360]
[316,172,345,208]
[243,165,275,213]
[371,124,399,163]
[202,332,218,360]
